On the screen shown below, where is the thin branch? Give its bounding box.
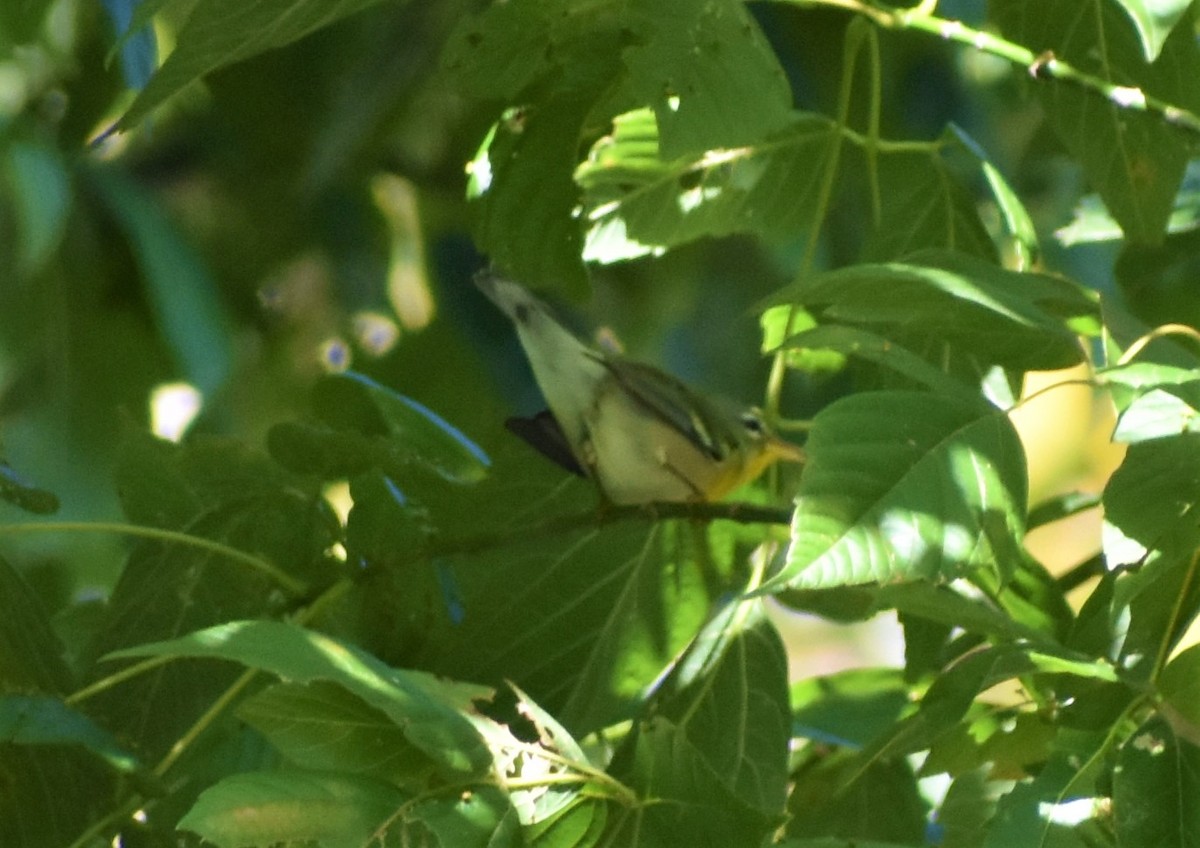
[414,499,794,561]
[0,521,307,596]
[769,0,1200,138]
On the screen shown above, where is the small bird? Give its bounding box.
[476,272,804,505]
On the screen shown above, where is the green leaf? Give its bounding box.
[991,0,1200,244]
[0,556,71,692]
[762,391,1026,591]
[1159,642,1200,745]
[767,249,1096,372]
[525,797,608,847]
[0,460,59,515]
[875,582,1049,645]
[316,374,489,477]
[178,770,405,848]
[791,668,911,749]
[1113,716,1200,847]
[858,139,997,263]
[108,620,494,780]
[0,694,148,783]
[447,0,634,292]
[1112,0,1195,61]
[423,519,723,734]
[653,601,790,814]
[979,747,1106,846]
[385,784,519,848]
[978,156,1040,269]
[497,684,611,830]
[621,0,793,158]
[576,110,840,263]
[609,716,783,846]
[85,432,334,753]
[466,100,591,293]
[938,768,1005,848]
[86,167,233,395]
[270,372,490,485]
[0,746,111,848]
[786,750,927,844]
[1113,382,1200,442]
[1103,434,1200,572]
[115,0,392,130]
[237,681,439,787]
[774,325,979,399]
[1,138,72,278]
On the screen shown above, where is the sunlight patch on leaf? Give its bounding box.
[760,391,1027,592]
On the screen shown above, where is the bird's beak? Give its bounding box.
[767,436,806,464]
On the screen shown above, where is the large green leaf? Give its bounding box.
[857,139,997,263]
[108,620,494,781]
[1159,642,1200,742]
[448,0,795,285]
[576,109,839,263]
[761,391,1027,591]
[621,0,794,158]
[786,751,927,844]
[990,0,1200,244]
[381,784,518,848]
[85,432,335,754]
[179,770,405,848]
[464,99,594,294]
[1112,382,1200,442]
[652,601,790,815]
[767,249,1096,372]
[607,716,783,846]
[114,0,393,130]
[422,518,724,734]
[0,556,71,692]
[0,746,111,848]
[773,324,980,399]
[237,681,438,786]
[1103,434,1200,573]
[1112,716,1200,847]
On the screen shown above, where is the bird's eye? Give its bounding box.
[740,411,766,437]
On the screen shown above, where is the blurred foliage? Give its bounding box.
[3,0,1200,846]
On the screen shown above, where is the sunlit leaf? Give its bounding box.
[237,681,437,786]
[766,249,1096,372]
[179,770,404,848]
[775,325,977,398]
[622,0,793,158]
[423,518,723,734]
[108,620,494,780]
[992,0,1200,244]
[1113,716,1200,846]
[762,391,1026,591]
[576,110,839,263]
[1111,0,1195,61]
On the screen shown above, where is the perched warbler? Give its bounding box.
[476,272,804,505]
